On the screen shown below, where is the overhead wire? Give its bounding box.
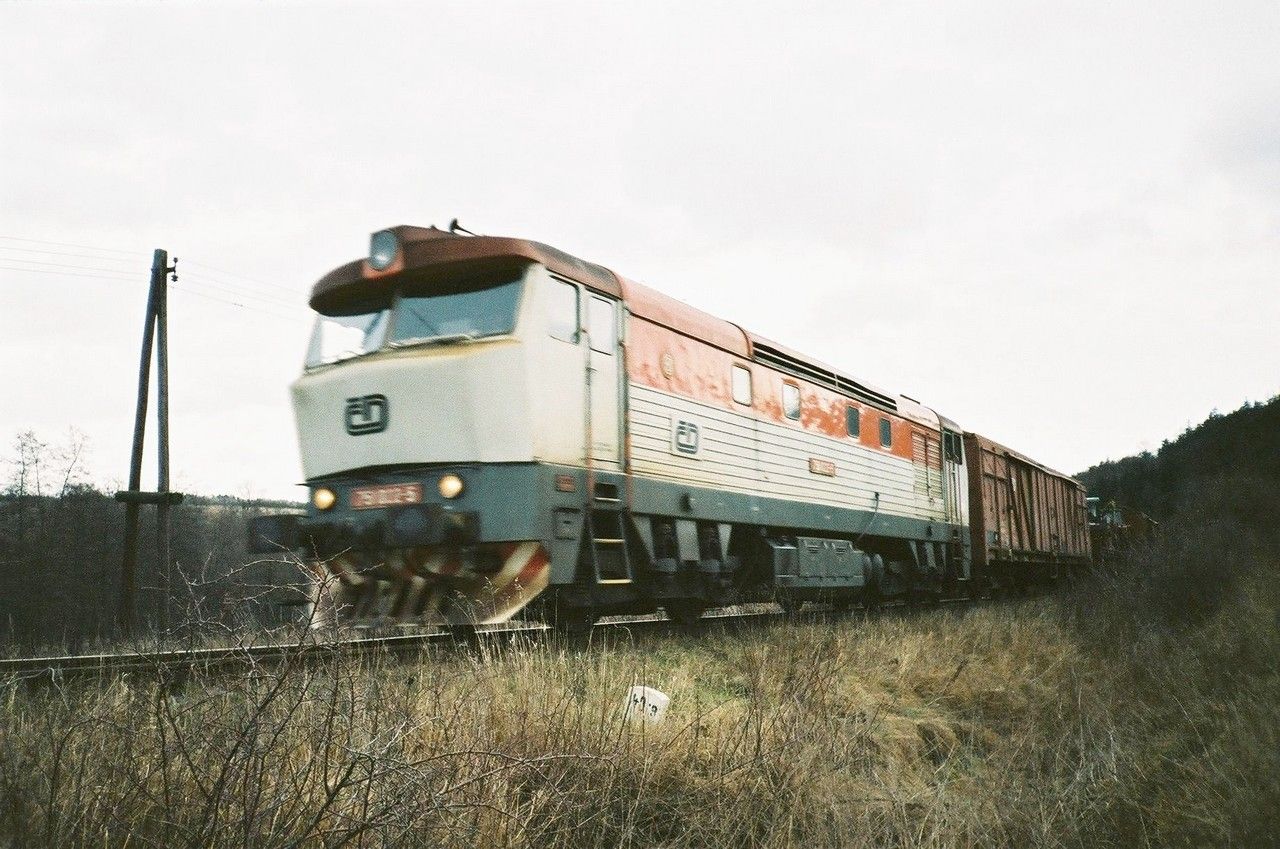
[0,244,148,265]
[0,263,138,282]
[0,256,311,326]
[179,269,303,310]
[0,236,308,302]
[0,234,143,256]
[168,286,311,325]
[0,256,144,278]
[183,259,303,295]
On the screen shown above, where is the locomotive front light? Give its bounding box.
[312,487,338,511]
[369,229,399,270]
[438,474,465,499]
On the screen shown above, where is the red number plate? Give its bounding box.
[349,483,424,510]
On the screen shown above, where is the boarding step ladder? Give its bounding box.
[589,487,634,585]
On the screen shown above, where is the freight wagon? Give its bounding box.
[964,433,1092,591]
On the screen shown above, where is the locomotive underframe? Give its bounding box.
[257,461,980,626]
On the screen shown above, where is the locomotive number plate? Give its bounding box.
[349,483,423,510]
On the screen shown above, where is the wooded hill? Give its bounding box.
[1078,394,1280,545]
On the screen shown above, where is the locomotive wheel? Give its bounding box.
[862,583,882,614]
[665,601,706,632]
[548,609,597,637]
[447,623,478,642]
[777,596,803,617]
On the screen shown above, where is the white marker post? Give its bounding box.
[623,685,670,723]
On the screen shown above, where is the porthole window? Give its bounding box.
[548,279,578,343]
[783,382,801,420]
[879,417,892,448]
[846,406,860,438]
[732,365,752,405]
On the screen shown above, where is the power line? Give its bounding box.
[0,263,311,325]
[0,256,303,310]
[0,257,142,277]
[0,263,137,282]
[0,245,146,265]
[168,286,311,325]
[0,237,310,299]
[183,259,302,295]
[0,238,315,325]
[179,269,302,309]
[0,234,142,256]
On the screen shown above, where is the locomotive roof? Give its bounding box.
[309,225,935,426]
[309,226,622,313]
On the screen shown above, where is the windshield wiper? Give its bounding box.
[388,331,479,348]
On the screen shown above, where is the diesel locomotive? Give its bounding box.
[251,224,1092,629]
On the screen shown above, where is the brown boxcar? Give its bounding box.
[964,433,1091,587]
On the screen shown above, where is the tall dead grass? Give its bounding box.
[1,546,1276,847]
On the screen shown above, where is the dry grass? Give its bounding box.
[1,559,1277,848]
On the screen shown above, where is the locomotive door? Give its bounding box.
[586,294,621,467]
[941,429,965,526]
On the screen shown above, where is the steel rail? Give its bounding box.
[0,596,993,683]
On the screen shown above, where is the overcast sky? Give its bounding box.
[2,2,1277,501]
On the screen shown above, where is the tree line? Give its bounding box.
[0,430,306,652]
[1077,394,1280,552]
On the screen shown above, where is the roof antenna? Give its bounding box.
[449,218,478,236]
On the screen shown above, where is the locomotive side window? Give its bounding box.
[783,382,801,420]
[944,432,962,462]
[588,295,616,355]
[731,365,752,405]
[879,417,892,448]
[846,405,860,438]
[548,279,579,343]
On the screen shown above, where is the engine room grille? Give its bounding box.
[752,342,898,412]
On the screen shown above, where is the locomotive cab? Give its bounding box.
[253,226,626,627]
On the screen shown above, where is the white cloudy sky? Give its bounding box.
[2,2,1277,501]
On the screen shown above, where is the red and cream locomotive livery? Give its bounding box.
[251,225,1091,628]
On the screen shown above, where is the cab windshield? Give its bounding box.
[305,307,389,368]
[304,274,524,368]
[390,276,523,347]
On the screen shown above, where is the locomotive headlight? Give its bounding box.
[438,474,465,499]
[369,229,398,270]
[312,487,337,511]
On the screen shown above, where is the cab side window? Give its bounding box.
[732,365,752,405]
[783,382,801,420]
[588,295,616,354]
[548,279,579,343]
[879,417,893,448]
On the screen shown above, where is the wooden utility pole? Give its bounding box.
[116,249,183,634]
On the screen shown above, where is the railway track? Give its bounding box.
[0,597,986,684]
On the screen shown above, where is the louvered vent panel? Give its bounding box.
[752,343,897,411]
[925,437,942,470]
